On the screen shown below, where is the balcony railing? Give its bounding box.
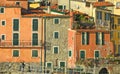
[0,41,42,48]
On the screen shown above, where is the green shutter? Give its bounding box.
[2,21,5,25]
[13,33,19,45]
[80,51,85,59]
[82,32,85,45]
[0,8,4,13]
[13,19,19,31]
[58,5,63,10]
[54,47,58,54]
[54,19,59,24]
[13,50,19,57]
[69,51,72,57]
[54,32,58,39]
[96,32,99,45]
[33,19,38,31]
[32,33,38,45]
[47,63,52,68]
[2,35,5,40]
[32,50,38,57]
[95,51,99,58]
[102,32,104,45]
[87,32,89,45]
[60,62,65,67]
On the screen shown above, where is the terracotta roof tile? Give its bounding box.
[7,0,27,1]
[92,1,114,7]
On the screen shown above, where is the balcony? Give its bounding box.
[0,41,42,48]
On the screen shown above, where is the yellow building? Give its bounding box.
[111,14,120,56]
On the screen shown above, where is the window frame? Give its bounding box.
[12,49,19,57]
[13,18,19,31]
[46,62,52,68]
[0,7,5,14]
[53,18,60,24]
[32,49,38,58]
[15,1,20,6]
[1,20,6,26]
[80,50,86,59]
[53,31,59,39]
[68,50,72,57]
[94,50,100,59]
[32,18,38,31]
[53,46,59,54]
[1,34,6,40]
[59,61,66,68]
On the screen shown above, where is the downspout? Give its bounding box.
[43,16,46,74]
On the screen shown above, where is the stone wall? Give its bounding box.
[45,17,69,66]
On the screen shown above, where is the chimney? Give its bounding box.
[47,1,51,13]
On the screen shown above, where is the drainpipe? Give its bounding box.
[43,16,46,74]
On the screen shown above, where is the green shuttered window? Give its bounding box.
[80,51,85,59]
[13,19,19,31]
[32,33,38,45]
[54,46,58,54]
[13,50,19,57]
[60,62,65,67]
[13,33,19,45]
[95,51,99,58]
[32,19,38,31]
[47,63,52,68]
[54,32,59,39]
[96,32,104,45]
[0,7,4,13]
[54,18,59,24]
[32,50,38,57]
[82,32,89,45]
[68,51,72,57]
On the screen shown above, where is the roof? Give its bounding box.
[92,1,114,7]
[0,4,21,7]
[76,29,110,32]
[22,13,69,17]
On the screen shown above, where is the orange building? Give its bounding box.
[68,11,114,68]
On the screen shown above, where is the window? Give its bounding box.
[32,50,38,57]
[82,32,89,45]
[118,18,120,25]
[116,2,120,9]
[0,7,4,13]
[105,13,110,20]
[46,62,52,68]
[118,45,120,55]
[58,5,63,10]
[13,19,19,31]
[110,31,113,39]
[13,33,19,45]
[80,51,85,59]
[1,20,6,26]
[60,62,65,67]
[86,2,90,7]
[1,35,5,40]
[95,51,100,58]
[53,46,59,54]
[16,2,20,6]
[54,18,60,24]
[96,11,102,20]
[96,32,104,45]
[118,31,120,39]
[54,32,59,39]
[68,50,72,57]
[32,19,38,31]
[32,33,38,45]
[13,50,19,57]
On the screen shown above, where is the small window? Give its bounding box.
[54,18,60,24]
[118,18,120,25]
[86,2,90,7]
[46,62,52,68]
[13,50,19,57]
[60,62,65,67]
[16,2,20,6]
[32,50,38,57]
[1,20,6,26]
[68,50,72,57]
[53,46,59,54]
[13,19,19,31]
[58,5,63,10]
[0,7,4,13]
[1,35,5,40]
[32,19,38,31]
[95,51,100,58]
[54,32,59,39]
